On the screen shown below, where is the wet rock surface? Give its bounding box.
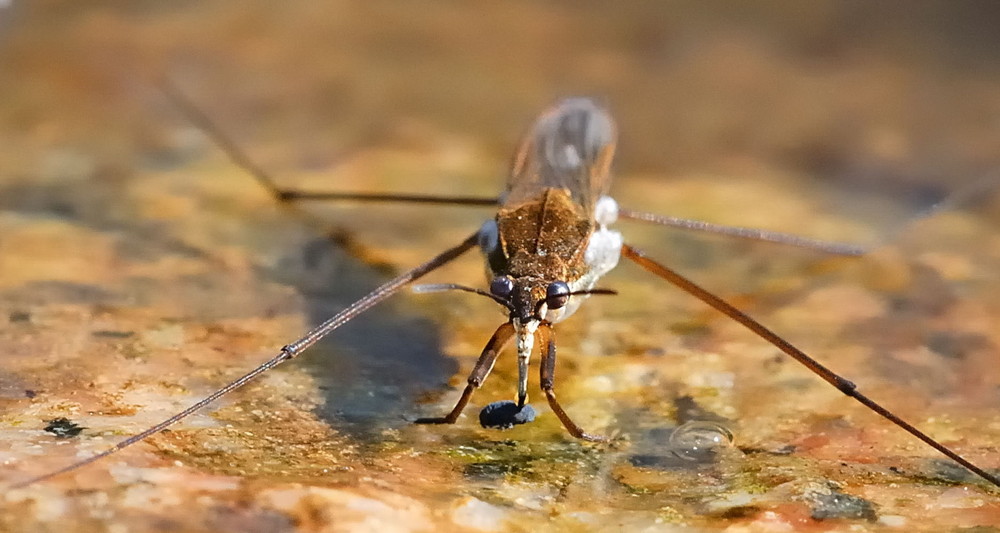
[2,2,1000,531]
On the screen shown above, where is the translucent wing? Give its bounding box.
[504,98,617,215]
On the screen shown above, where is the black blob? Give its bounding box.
[479,401,536,429]
[44,417,85,439]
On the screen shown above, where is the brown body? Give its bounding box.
[464,98,624,438]
[493,188,594,320]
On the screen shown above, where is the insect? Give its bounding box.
[11,93,1000,489]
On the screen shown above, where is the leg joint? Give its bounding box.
[835,377,857,395]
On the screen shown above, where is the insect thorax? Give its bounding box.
[479,189,622,323]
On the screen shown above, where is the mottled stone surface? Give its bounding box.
[2,2,1000,532]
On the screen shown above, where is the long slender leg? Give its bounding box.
[280,191,498,206]
[160,82,498,209]
[619,208,866,256]
[158,81,378,268]
[537,324,608,442]
[621,172,1000,257]
[415,322,515,424]
[10,232,481,489]
[621,243,1000,488]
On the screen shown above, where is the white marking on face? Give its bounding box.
[514,318,539,403]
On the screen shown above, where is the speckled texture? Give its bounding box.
[2,2,1000,532]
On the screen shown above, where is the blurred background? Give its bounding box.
[4,1,1000,197]
[2,1,1000,531]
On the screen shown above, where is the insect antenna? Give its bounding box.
[412,283,514,310]
[567,288,618,297]
[621,243,1000,489]
[9,232,480,489]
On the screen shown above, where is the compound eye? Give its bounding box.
[489,276,514,299]
[545,281,571,310]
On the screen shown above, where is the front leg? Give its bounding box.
[537,323,608,442]
[415,322,514,425]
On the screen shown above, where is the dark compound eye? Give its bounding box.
[546,281,571,309]
[489,276,514,299]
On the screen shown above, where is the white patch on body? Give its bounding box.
[545,195,622,324]
[593,196,618,226]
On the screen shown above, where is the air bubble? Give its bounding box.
[668,421,734,462]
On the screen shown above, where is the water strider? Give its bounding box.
[10,94,1000,489]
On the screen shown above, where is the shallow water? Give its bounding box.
[2,2,1000,531]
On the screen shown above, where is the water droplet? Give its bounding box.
[668,421,734,462]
